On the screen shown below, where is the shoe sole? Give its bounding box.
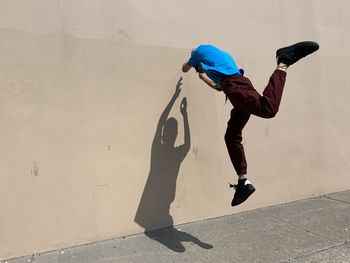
[276,41,319,60]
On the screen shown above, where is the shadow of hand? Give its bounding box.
[174,76,183,98]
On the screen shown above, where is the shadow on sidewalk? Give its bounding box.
[145,226,213,252]
[134,77,213,252]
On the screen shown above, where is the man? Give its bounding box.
[182,41,319,206]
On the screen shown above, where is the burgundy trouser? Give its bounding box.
[221,69,287,175]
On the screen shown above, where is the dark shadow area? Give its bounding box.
[134,77,213,252]
[145,226,213,253]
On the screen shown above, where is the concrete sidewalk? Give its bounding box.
[4,191,350,263]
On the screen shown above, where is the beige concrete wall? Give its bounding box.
[1,0,350,259]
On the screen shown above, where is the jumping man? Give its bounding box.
[182,41,319,206]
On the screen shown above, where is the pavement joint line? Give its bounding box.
[322,195,350,205]
[279,240,349,263]
[262,211,337,243]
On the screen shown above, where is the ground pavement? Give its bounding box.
[4,191,350,263]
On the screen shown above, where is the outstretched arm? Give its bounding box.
[198,73,222,91]
[152,77,182,147]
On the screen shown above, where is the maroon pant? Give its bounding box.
[221,69,287,175]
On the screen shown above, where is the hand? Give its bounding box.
[182,63,191,73]
[174,76,183,98]
[180,97,187,115]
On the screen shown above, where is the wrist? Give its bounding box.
[215,86,222,91]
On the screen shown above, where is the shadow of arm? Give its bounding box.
[152,77,182,148]
[178,97,191,157]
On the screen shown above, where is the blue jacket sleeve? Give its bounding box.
[187,48,200,67]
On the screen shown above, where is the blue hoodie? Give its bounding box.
[187,44,241,84]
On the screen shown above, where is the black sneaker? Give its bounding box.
[276,41,319,66]
[230,179,256,207]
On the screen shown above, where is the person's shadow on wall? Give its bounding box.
[134,77,213,252]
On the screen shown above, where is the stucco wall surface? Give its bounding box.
[1,0,349,259]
